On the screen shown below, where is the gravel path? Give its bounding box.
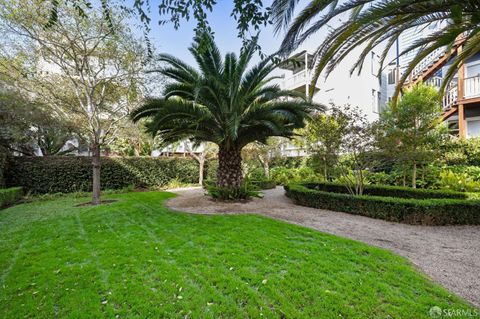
[166,187,480,307]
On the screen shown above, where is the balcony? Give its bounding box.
[464,75,480,98]
[442,76,480,110]
[282,70,320,94]
[282,70,308,90]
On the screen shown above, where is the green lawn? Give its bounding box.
[0,192,469,318]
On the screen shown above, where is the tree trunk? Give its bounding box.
[412,162,417,189]
[323,155,328,181]
[199,158,205,185]
[92,142,101,205]
[263,161,270,179]
[217,146,243,189]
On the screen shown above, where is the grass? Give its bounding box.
[0,192,471,318]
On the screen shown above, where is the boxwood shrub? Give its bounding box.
[0,147,7,188]
[303,182,468,200]
[6,156,202,194]
[0,187,23,208]
[285,183,480,225]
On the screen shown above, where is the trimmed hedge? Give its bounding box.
[0,147,7,188]
[303,182,469,200]
[0,187,23,208]
[285,183,480,225]
[6,156,202,194]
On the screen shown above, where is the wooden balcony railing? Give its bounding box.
[464,75,480,98]
[443,86,458,110]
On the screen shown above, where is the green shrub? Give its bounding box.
[0,147,7,188]
[303,181,468,200]
[250,179,276,190]
[6,156,202,194]
[285,183,480,225]
[0,187,23,208]
[364,171,395,186]
[440,137,480,166]
[270,166,323,185]
[437,170,480,192]
[205,182,261,200]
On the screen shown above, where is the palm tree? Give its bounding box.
[131,35,317,190]
[271,0,480,102]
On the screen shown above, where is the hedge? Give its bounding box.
[0,187,23,208]
[6,156,202,194]
[0,147,7,188]
[303,181,468,200]
[285,183,480,225]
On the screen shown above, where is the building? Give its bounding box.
[278,50,386,122]
[386,27,480,138]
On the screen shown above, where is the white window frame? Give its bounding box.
[466,116,480,138]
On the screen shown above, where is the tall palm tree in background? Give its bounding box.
[271,0,480,102]
[131,34,316,190]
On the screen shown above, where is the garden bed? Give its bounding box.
[285,182,480,225]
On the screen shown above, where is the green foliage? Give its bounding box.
[0,191,468,317]
[245,168,277,189]
[205,182,262,200]
[270,166,323,186]
[6,157,202,194]
[131,34,314,150]
[440,138,480,166]
[364,171,395,186]
[375,84,446,188]
[300,105,349,180]
[438,170,480,193]
[0,187,23,208]
[0,146,6,187]
[131,33,315,189]
[285,183,480,225]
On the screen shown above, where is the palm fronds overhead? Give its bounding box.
[272,0,480,102]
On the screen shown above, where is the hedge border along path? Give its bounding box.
[284,182,480,225]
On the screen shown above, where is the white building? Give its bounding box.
[278,50,386,122]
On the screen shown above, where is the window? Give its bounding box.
[467,118,480,138]
[377,91,382,112]
[372,90,382,113]
[371,52,379,76]
[388,68,397,84]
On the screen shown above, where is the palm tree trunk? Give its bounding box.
[217,146,243,188]
[91,142,101,205]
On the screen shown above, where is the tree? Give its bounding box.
[271,0,480,101]
[301,105,349,181]
[336,107,374,196]
[242,138,285,179]
[107,120,156,156]
[131,34,316,193]
[0,89,77,156]
[183,142,217,185]
[375,83,446,188]
[0,2,149,204]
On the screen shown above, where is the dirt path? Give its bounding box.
[166,187,480,307]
